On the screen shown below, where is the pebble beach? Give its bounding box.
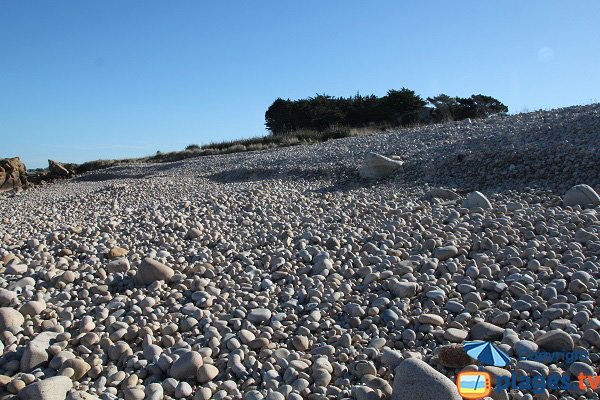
[1,104,599,400]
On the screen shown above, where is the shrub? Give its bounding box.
[186,144,201,151]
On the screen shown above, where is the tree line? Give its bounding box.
[265,89,508,135]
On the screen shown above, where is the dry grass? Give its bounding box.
[74,124,391,174]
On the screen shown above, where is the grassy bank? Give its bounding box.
[72,125,390,174]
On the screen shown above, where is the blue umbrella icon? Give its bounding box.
[464,341,511,367]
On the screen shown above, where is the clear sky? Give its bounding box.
[1,1,599,168]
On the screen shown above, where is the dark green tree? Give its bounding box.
[427,94,458,122]
[470,94,509,117]
[265,98,291,134]
[382,88,427,125]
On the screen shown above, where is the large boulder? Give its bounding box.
[563,184,600,207]
[359,152,404,179]
[0,157,28,192]
[392,358,461,400]
[48,160,75,178]
[462,191,492,209]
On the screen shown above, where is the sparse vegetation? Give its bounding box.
[71,124,391,174]
[63,89,507,176]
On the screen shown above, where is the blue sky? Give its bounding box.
[1,1,599,168]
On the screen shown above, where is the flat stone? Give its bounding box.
[389,281,418,298]
[67,392,100,400]
[6,263,27,275]
[469,321,503,341]
[247,308,272,324]
[123,388,145,400]
[516,360,550,376]
[433,246,458,261]
[292,335,309,351]
[381,349,404,369]
[61,358,91,380]
[0,289,17,306]
[568,362,595,378]
[425,188,461,201]
[362,375,393,398]
[311,368,332,387]
[514,340,538,358]
[238,329,256,344]
[443,328,468,343]
[175,381,193,398]
[418,314,444,326]
[145,383,164,400]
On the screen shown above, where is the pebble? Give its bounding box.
[123,388,146,400]
[145,383,164,400]
[1,104,599,400]
[443,328,468,343]
[247,308,272,324]
[418,313,444,326]
[196,364,219,383]
[469,321,504,341]
[433,246,458,261]
[175,381,193,398]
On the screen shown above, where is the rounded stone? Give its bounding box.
[247,308,272,324]
[392,358,461,400]
[196,364,219,384]
[136,258,174,285]
[563,184,600,207]
[169,351,203,380]
[535,329,574,352]
[0,307,25,331]
[462,191,492,209]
